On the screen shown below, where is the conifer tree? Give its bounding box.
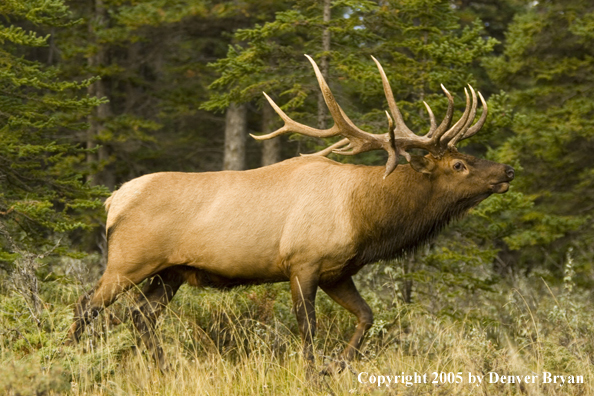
[485,0,594,281]
[0,0,104,265]
[58,0,286,177]
[205,0,499,161]
[203,0,379,158]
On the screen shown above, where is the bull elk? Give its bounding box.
[66,55,514,375]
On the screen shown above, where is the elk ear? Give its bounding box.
[409,155,436,174]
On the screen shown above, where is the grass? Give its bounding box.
[1,259,593,395]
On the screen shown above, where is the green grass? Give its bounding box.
[1,262,593,395]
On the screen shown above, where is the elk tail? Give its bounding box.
[104,191,117,213]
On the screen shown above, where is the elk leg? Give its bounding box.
[289,272,319,373]
[66,268,146,345]
[131,268,184,371]
[320,276,373,375]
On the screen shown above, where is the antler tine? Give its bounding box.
[251,92,340,141]
[333,143,360,155]
[371,56,416,138]
[385,111,394,132]
[440,87,472,145]
[305,55,371,141]
[303,138,351,157]
[427,85,455,141]
[448,85,478,148]
[382,112,401,179]
[459,91,488,140]
[423,101,437,135]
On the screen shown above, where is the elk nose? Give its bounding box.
[505,165,515,180]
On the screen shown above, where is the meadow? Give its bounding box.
[1,255,592,396]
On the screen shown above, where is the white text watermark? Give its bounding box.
[357,371,584,388]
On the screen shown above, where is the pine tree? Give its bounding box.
[57,0,286,178]
[485,0,594,282]
[0,1,105,265]
[203,0,379,161]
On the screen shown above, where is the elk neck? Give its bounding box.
[348,164,479,267]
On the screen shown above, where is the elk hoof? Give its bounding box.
[157,362,170,374]
[320,360,347,376]
[63,334,79,347]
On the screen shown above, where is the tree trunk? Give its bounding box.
[87,0,114,189]
[261,103,281,166]
[316,0,332,129]
[223,103,247,170]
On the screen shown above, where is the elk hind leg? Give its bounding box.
[320,276,373,375]
[64,288,95,345]
[131,268,185,371]
[66,268,146,345]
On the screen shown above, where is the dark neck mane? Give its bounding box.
[349,166,486,266]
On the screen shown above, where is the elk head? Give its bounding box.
[252,55,514,194]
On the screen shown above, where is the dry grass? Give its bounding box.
[1,263,593,395]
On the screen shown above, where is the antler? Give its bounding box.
[252,55,487,178]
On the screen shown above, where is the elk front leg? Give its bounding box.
[320,276,373,375]
[289,272,319,374]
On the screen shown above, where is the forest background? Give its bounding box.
[1,0,594,395]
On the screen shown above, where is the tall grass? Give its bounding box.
[1,260,593,395]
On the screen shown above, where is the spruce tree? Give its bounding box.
[485,0,593,282]
[203,0,379,159]
[57,0,287,178]
[0,0,104,265]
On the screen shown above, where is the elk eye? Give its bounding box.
[453,161,465,171]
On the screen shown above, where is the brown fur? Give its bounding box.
[66,151,513,374]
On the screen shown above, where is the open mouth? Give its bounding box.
[491,182,510,194]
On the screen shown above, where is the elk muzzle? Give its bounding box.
[491,164,515,194]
